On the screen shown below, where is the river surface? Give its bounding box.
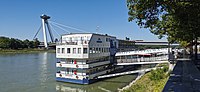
[0,52,137,92]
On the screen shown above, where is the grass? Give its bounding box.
[122,64,169,92]
[0,48,55,54]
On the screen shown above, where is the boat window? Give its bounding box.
[105,48,107,52]
[67,48,70,53]
[73,48,76,54]
[57,48,60,53]
[96,48,98,53]
[83,48,87,54]
[61,48,65,53]
[106,38,109,42]
[92,48,95,53]
[78,48,81,54]
[99,48,101,53]
[89,48,92,53]
[116,56,121,59]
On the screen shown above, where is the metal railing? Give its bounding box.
[56,42,78,45]
[116,55,168,63]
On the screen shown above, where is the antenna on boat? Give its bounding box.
[96,26,100,34]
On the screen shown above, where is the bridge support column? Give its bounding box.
[40,14,51,49]
[41,18,48,48]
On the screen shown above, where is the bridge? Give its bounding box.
[38,42,56,48]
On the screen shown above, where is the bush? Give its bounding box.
[149,66,169,81]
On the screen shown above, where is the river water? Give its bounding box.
[0,52,137,92]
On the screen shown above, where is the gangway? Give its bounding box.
[97,67,157,79]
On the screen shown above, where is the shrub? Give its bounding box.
[149,66,169,81]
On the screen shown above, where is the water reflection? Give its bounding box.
[39,52,48,88]
[56,83,112,92]
[55,73,137,92]
[97,86,112,92]
[56,83,86,92]
[56,82,112,92]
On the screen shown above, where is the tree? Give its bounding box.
[127,0,200,46]
[9,38,24,49]
[10,38,17,49]
[0,37,10,49]
[33,38,40,48]
[23,39,35,48]
[23,39,30,48]
[0,36,41,49]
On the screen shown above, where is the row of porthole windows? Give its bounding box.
[57,48,88,54]
[89,47,109,53]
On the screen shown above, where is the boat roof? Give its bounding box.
[61,33,116,38]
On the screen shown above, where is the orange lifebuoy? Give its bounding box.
[59,74,62,77]
[60,63,62,67]
[76,76,79,79]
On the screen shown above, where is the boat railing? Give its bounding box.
[116,55,168,63]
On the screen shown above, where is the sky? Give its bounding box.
[0,0,167,42]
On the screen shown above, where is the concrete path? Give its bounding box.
[163,59,200,92]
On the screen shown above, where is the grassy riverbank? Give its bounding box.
[0,49,55,54]
[122,64,169,92]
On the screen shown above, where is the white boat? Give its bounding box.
[56,33,118,84]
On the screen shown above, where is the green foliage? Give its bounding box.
[0,36,40,49]
[127,0,200,46]
[123,71,169,92]
[33,38,40,48]
[123,64,169,92]
[129,84,146,92]
[0,37,10,49]
[150,65,169,81]
[150,69,164,81]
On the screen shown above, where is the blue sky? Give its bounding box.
[0,0,167,41]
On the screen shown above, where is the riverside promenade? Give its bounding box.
[163,58,200,92]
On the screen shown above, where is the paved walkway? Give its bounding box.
[163,59,200,92]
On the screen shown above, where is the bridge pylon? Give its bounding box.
[40,14,54,48]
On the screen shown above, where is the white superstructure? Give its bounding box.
[56,33,118,84]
